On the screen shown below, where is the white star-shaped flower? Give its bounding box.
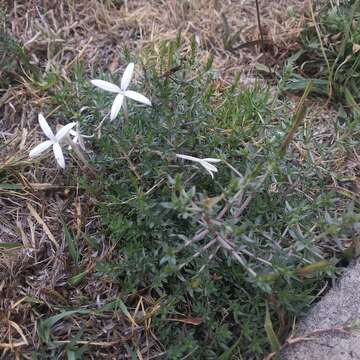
[29,114,76,169]
[91,63,152,121]
[176,154,221,178]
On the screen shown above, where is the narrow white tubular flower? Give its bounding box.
[29,113,76,169]
[176,154,221,178]
[91,62,152,121]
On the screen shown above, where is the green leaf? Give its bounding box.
[264,302,280,353]
[38,309,91,344]
[218,337,242,360]
[98,298,135,326]
[67,351,76,360]
[344,87,360,116]
[0,242,22,249]
[0,183,22,190]
[68,272,87,286]
[64,224,79,266]
[280,80,313,155]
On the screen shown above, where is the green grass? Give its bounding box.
[2,3,360,358]
[284,0,360,113]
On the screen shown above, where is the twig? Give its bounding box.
[198,246,220,274]
[234,169,269,218]
[179,229,209,250]
[178,238,218,270]
[255,0,265,52]
[263,324,353,360]
[122,151,141,181]
[123,98,129,123]
[216,234,257,276]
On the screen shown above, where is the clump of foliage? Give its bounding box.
[38,39,358,358]
[284,0,360,112]
[0,10,36,88]
[2,10,360,357]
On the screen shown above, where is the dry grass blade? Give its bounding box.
[0,320,28,350]
[27,202,59,249]
[2,0,305,84]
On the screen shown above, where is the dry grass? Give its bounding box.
[4,0,305,79]
[0,0,308,358]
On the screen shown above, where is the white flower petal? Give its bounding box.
[121,63,134,91]
[124,90,152,106]
[203,158,221,163]
[53,142,65,169]
[38,113,55,140]
[176,154,201,163]
[29,140,53,158]
[111,93,124,120]
[55,122,77,142]
[204,167,215,179]
[91,79,120,93]
[205,169,214,179]
[176,154,218,178]
[200,161,218,173]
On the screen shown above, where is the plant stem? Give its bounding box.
[123,98,129,123]
[255,0,265,52]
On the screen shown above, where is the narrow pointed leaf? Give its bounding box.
[38,309,90,344]
[264,302,281,352]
